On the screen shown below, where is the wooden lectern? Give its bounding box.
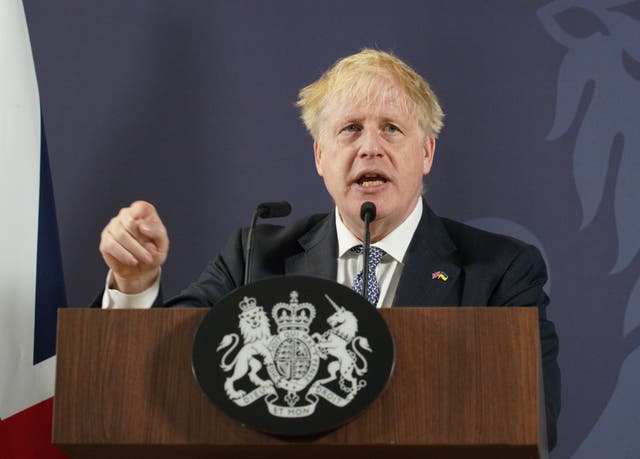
[53,308,548,458]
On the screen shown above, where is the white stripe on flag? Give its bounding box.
[0,0,56,419]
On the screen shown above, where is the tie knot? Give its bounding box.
[350,245,386,268]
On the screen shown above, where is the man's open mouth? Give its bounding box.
[356,173,388,188]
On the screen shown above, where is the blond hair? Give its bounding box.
[296,48,444,142]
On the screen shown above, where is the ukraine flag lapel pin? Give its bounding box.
[431,271,449,282]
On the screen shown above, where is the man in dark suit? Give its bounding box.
[98,49,560,448]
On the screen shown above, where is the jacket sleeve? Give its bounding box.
[162,229,246,308]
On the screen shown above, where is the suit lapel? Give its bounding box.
[285,213,337,281]
[393,202,461,307]
[282,204,460,306]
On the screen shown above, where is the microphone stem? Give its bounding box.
[244,209,260,286]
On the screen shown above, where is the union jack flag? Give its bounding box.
[0,1,68,457]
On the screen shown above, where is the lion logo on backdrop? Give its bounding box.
[537,1,640,456]
[538,0,640,272]
[217,292,372,417]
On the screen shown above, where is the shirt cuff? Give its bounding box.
[101,270,160,309]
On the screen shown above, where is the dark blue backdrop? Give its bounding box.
[24,1,640,456]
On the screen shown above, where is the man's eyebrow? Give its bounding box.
[379,115,404,124]
[336,112,363,122]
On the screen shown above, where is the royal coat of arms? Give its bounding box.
[216,291,372,417]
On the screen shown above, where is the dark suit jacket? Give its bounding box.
[135,202,560,449]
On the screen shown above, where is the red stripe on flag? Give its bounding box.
[0,398,68,459]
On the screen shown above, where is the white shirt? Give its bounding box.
[101,269,160,309]
[335,200,422,308]
[102,200,423,309]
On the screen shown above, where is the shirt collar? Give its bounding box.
[335,199,423,264]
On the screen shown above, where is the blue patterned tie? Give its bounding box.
[350,245,386,306]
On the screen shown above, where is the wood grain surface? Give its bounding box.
[53,307,544,458]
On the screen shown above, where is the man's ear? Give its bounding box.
[422,137,436,176]
[313,140,324,176]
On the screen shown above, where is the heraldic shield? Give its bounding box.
[192,275,395,436]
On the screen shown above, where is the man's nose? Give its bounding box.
[358,128,384,157]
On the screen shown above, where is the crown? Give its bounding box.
[272,291,316,333]
[239,296,258,312]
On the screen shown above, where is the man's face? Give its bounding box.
[313,81,435,241]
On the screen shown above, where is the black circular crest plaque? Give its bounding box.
[192,275,395,436]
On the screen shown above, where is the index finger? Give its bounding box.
[129,200,157,220]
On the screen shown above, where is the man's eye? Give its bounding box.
[343,124,360,132]
[384,124,400,133]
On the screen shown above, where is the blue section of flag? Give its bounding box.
[33,118,67,365]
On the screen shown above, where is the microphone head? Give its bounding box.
[360,201,376,222]
[256,201,292,219]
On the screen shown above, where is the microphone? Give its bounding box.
[360,201,376,222]
[360,202,376,302]
[244,201,292,285]
[256,201,292,219]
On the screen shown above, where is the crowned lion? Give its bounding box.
[217,297,274,400]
